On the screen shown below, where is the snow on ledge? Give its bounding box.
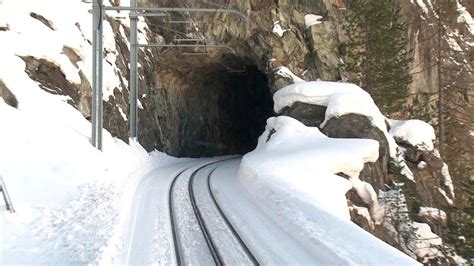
[419,207,447,223]
[304,14,323,28]
[410,0,430,14]
[273,80,385,130]
[387,119,435,150]
[272,21,287,37]
[456,0,474,35]
[274,66,305,83]
[239,116,380,220]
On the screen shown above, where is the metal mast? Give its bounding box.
[92,0,104,150]
[130,0,138,140]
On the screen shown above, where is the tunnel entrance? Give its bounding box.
[179,55,274,157]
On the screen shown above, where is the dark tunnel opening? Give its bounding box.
[180,56,274,157]
[218,65,274,154]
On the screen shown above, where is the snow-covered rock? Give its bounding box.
[273,77,414,181]
[304,14,323,28]
[272,21,287,37]
[419,207,447,223]
[388,119,436,151]
[240,116,379,220]
[274,66,305,83]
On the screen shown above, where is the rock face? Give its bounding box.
[130,0,339,156]
[322,114,390,192]
[21,56,87,112]
[279,102,326,128]
[279,102,390,193]
[0,79,17,108]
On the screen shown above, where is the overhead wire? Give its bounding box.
[147,21,189,37]
[200,1,238,68]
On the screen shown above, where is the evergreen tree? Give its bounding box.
[342,0,412,113]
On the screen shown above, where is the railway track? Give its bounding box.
[169,158,259,265]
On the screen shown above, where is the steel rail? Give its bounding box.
[168,167,193,266]
[188,164,225,265]
[206,166,259,265]
[169,159,232,265]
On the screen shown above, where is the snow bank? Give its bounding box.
[388,119,436,150]
[238,116,418,264]
[0,80,178,264]
[0,73,178,263]
[0,93,177,263]
[0,1,177,263]
[239,116,379,220]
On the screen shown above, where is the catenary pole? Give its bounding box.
[129,0,138,140]
[92,0,103,150]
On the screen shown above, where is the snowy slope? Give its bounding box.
[0,96,178,264]
[0,0,180,264]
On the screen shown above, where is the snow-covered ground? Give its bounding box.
[0,0,178,263]
[0,95,180,264]
[0,32,180,261]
